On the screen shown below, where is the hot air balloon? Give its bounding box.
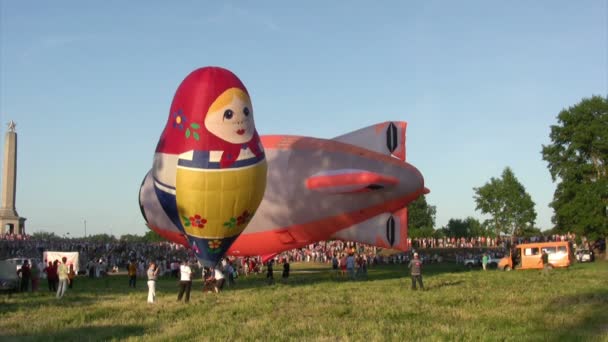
[141,119,428,261]
[139,67,267,267]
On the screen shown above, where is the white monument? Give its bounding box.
[0,120,26,235]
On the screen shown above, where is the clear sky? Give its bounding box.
[0,1,606,237]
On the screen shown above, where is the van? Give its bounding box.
[4,258,40,273]
[0,260,19,292]
[498,241,572,271]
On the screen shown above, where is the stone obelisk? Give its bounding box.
[0,121,26,235]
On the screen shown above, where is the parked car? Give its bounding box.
[0,260,19,293]
[463,256,500,269]
[4,258,39,273]
[576,249,594,263]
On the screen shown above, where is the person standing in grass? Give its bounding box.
[540,250,550,276]
[340,254,347,278]
[266,259,274,285]
[17,260,31,292]
[147,261,159,303]
[225,261,235,286]
[282,260,290,281]
[202,267,215,293]
[213,267,225,293]
[177,260,192,303]
[408,253,424,290]
[331,254,339,279]
[56,257,69,299]
[128,260,137,288]
[68,264,75,289]
[346,253,355,280]
[482,253,489,271]
[44,261,57,292]
[30,262,39,292]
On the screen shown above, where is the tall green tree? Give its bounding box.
[473,167,537,236]
[541,95,608,246]
[441,217,489,238]
[407,195,436,237]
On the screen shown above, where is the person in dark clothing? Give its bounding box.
[128,261,137,288]
[44,261,58,292]
[408,253,424,290]
[202,267,215,293]
[282,261,290,280]
[266,260,274,285]
[17,260,31,292]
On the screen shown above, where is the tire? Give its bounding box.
[466,263,473,269]
[504,265,511,271]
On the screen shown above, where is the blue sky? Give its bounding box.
[0,1,606,237]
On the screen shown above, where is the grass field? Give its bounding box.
[0,261,607,341]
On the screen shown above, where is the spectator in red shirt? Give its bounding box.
[44,261,58,292]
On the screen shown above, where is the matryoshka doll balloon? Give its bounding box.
[152,67,267,267]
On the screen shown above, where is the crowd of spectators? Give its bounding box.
[0,234,192,275]
[0,232,597,278]
[407,233,580,250]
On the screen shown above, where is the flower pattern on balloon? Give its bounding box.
[237,210,252,225]
[208,239,222,253]
[223,210,254,230]
[171,108,202,141]
[185,122,201,141]
[172,109,187,130]
[182,214,207,229]
[223,217,237,229]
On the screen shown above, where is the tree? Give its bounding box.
[407,195,437,237]
[86,234,117,243]
[541,95,608,250]
[120,234,145,243]
[31,231,61,241]
[473,167,537,236]
[441,217,490,238]
[143,230,165,243]
[517,225,543,238]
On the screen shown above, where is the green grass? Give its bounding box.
[1,261,607,341]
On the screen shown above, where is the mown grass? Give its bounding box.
[0,261,606,341]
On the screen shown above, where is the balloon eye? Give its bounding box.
[223,109,234,120]
[243,107,250,116]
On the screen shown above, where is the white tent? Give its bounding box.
[43,251,80,274]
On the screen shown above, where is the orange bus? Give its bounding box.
[498,241,572,271]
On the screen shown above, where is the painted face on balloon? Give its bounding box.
[205,88,255,144]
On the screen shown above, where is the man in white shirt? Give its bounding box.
[177,260,192,303]
[213,267,225,293]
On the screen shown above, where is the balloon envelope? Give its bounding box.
[140,67,267,267]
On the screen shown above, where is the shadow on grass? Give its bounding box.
[544,289,608,340]
[214,263,469,291]
[0,293,104,315]
[0,324,146,341]
[427,280,464,290]
[31,264,470,297]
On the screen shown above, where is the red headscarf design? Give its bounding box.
[155,67,263,168]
